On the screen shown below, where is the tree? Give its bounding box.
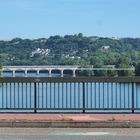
[116,57,134,76]
[78,33,83,38]
[0,65,2,77]
[135,62,140,76]
[107,70,118,77]
[78,64,94,76]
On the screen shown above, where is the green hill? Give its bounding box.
[0,34,140,72]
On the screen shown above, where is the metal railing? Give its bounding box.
[0,77,140,113]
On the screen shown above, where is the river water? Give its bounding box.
[2,71,69,77]
[0,72,140,113]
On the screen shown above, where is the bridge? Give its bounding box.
[2,65,135,77]
[2,65,79,77]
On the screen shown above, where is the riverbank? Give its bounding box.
[0,113,140,128]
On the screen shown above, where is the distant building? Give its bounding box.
[101,45,110,50]
[31,48,50,57]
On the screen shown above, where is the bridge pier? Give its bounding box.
[25,70,28,77]
[12,70,15,77]
[36,70,40,75]
[48,69,52,77]
[61,70,64,77]
[72,69,76,77]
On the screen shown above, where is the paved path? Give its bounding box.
[0,128,140,140]
[0,114,140,122]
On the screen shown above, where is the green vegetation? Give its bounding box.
[135,62,140,76]
[0,33,140,76]
[0,65,1,77]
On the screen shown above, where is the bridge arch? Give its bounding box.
[63,69,73,76]
[51,69,61,76]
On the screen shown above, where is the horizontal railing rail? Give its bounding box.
[0,77,140,113]
[1,77,140,82]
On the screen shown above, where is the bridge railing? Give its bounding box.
[0,77,140,113]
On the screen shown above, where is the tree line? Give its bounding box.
[0,33,140,76]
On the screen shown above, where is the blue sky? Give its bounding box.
[0,0,140,39]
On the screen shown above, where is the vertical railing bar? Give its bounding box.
[38,82,39,109]
[86,82,88,109]
[73,82,75,108]
[2,82,4,108]
[95,82,96,109]
[70,82,72,108]
[79,83,82,108]
[10,83,12,108]
[58,82,60,108]
[42,82,44,109]
[30,82,32,109]
[46,82,48,109]
[83,82,85,113]
[90,82,92,109]
[137,82,140,109]
[14,82,16,109]
[74,82,76,108]
[66,82,68,108]
[120,83,121,108]
[107,82,109,108]
[103,82,104,109]
[6,82,8,109]
[62,82,64,109]
[132,82,134,113]
[78,82,80,108]
[111,83,113,108]
[124,82,125,109]
[99,83,100,109]
[116,83,118,108]
[136,82,138,109]
[22,82,24,109]
[54,82,56,109]
[50,82,52,108]
[18,82,20,109]
[34,82,37,113]
[128,83,130,108]
[26,83,27,109]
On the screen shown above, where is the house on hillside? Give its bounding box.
[101,45,110,50]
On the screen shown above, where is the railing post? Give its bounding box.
[83,82,85,113]
[132,82,134,113]
[34,82,37,113]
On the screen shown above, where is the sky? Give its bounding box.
[0,0,140,39]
